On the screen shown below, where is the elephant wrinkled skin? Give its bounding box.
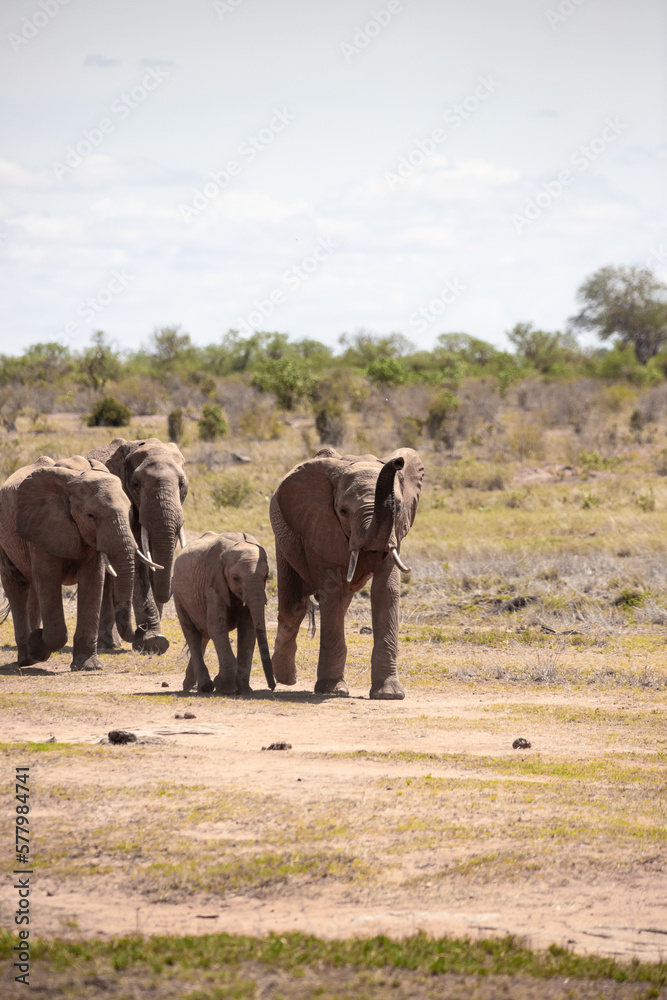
[173,531,275,695]
[270,447,424,699]
[87,437,188,655]
[0,455,138,672]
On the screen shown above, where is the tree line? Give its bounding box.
[2,265,667,405]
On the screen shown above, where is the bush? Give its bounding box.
[426,389,460,447]
[198,404,228,441]
[213,473,253,508]
[365,357,407,385]
[238,400,282,440]
[396,416,422,449]
[315,403,346,446]
[168,408,185,444]
[86,395,131,427]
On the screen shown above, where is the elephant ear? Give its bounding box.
[273,456,348,564]
[16,466,84,560]
[87,438,130,487]
[382,448,425,542]
[206,538,232,606]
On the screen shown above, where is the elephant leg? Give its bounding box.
[28,553,68,663]
[174,593,211,692]
[272,552,309,686]
[369,558,404,700]
[71,555,105,671]
[182,632,208,692]
[0,554,35,667]
[207,591,239,696]
[132,561,168,655]
[314,576,353,696]
[98,576,121,650]
[235,606,256,695]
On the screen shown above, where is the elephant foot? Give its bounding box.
[98,636,122,652]
[212,674,237,696]
[369,677,405,700]
[314,678,349,696]
[28,629,52,663]
[17,646,36,668]
[133,629,170,655]
[71,654,104,672]
[236,680,253,696]
[197,680,214,694]
[271,657,297,686]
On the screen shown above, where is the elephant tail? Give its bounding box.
[307,596,319,638]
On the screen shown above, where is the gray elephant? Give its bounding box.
[173,531,275,694]
[270,447,424,699]
[87,437,188,654]
[0,455,159,671]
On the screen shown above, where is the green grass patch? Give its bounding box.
[1,929,664,985]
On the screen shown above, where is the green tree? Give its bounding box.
[76,331,122,391]
[148,326,198,371]
[507,322,579,374]
[569,265,667,365]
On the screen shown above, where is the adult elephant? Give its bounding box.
[270,447,424,699]
[0,455,158,671]
[87,437,188,654]
[173,531,275,695]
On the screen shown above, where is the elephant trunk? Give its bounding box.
[142,497,182,604]
[100,521,136,643]
[346,457,404,581]
[246,592,275,690]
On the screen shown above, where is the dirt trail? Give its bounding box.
[1,655,666,963]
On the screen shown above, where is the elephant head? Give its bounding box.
[272,447,424,586]
[218,533,274,689]
[89,437,188,604]
[16,462,139,642]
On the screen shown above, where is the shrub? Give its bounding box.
[213,473,253,508]
[315,403,346,446]
[508,425,545,461]
[86,395,131,427]
[365,357,407,385]
[252,358,316,409]
[396,416,422,449]
[238,400,282,440]
[198,404,228,441]
[168,408,185,444]
[426,389,460,447]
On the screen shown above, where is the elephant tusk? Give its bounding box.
[390,546,411,574]
[101,552,117,578]
[136,548,164,572]
[179,526,187,548]
[346,549,359,582]
[141,526,152,563]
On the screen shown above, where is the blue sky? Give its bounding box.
[1,0,665,356]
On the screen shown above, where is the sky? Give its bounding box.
[0,0,665,358]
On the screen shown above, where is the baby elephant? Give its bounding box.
[173,531,275,694]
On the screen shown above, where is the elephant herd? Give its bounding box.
[0,438,424,700]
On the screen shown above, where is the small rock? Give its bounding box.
[161,681,169,688]
[232,452,252,463]
[512,737,531,749]
[183,711,196,719]
[262,742,292,751]
[359,625,372,634]
[46,735,56,743]
[108,730,137,744]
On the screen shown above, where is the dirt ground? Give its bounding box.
[1,596,666,972]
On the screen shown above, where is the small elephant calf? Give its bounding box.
[173,531,275,694]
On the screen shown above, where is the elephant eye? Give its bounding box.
[340,507,348,516]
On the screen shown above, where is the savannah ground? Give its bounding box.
[1,392,666,998]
